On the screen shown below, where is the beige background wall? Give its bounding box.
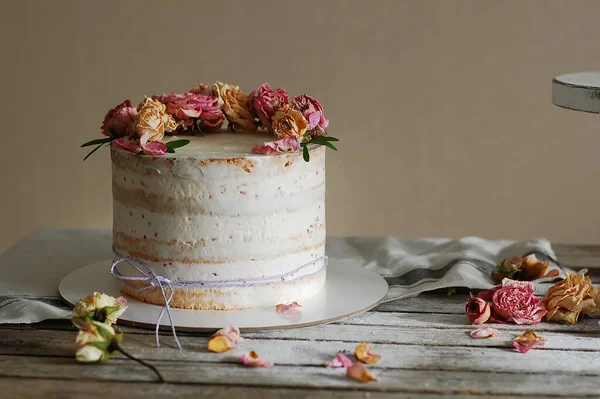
[1,0,600,252]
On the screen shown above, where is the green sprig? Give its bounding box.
[301,136,340,162]
[165,139,191,154]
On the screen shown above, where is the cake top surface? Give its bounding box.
[161,132,276,158]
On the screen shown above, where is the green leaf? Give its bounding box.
[83,143,105,161]
[318,141,338,151]
[104,306,120,315]
[303,145,310,162]
[165,139,191,150]
[92,341,110,351]
[80,137,113,147]
[310,136,339,144]
[96,324,115,341]
[166,147,175,154]
[322,136,339,142]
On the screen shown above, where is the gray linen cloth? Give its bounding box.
[0,229,565,324]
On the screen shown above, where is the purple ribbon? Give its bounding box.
[110,253,328,350]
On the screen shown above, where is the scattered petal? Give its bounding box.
[512,330,546,353]
[275,301,302,314]
[325,353,353,368]
[113,136,141,154]
[355,342,381,364]
[470,327,499,339]
[346,362,377,382]
[542,269,560,279]
[240,351,274,368]
[251,138,300,155]
[208,325,242,353]
[141,141,168,155]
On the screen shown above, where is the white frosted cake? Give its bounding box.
[84,81,337,310]
[111,133,326,309]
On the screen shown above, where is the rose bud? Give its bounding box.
[466,294,491,324]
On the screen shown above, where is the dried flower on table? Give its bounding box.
[346,361,377,382]
[542,273,600,324]
[492,255,551,282]
[512,330,546,353]
[355,342,381,364]
[478,278,546,325]
[324,353,353,368]
[208,325,243,353]
[72,292,128,325]
[465,293,491,324]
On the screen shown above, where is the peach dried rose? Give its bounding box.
[208,325,242,353]
[240,351,273,368]
[213,81,257,132]
[355,342,381,364]
[252,83,289,131]
[512,330,546,353]
[271,104,308,140]
[469,327,499,339]
[492,255,551,282]
[134,97,177,144]
[542,273,600,324]
[346,362,377,382]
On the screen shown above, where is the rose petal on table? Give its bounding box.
[346,362,377,382]
[325,353,353,368]
[512,330,546,353]
[469,327,499,339]
[275,301,302,313]
[354,342,381,364]
[208,325,242,352]
[240,351,274,368]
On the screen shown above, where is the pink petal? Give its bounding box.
[308,113,321,130]
[325,353,353,368]
[469,327,499,339]
[252,138,300,155]
[512,331,546,353]
[141,141,168,155]
[240,351,274,368]
[113,137,141,153]
[211,325,243,347]
[275,301,302,314]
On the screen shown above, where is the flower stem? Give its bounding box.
[116,344,165,383]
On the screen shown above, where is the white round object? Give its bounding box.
[59,258,388,332]
[552,72,600,113]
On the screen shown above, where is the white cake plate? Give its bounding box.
[59,258,388,332]
[552,71,600,113]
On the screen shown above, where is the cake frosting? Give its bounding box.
[111,132,326,309]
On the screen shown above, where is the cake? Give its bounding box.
[84,81,338,310]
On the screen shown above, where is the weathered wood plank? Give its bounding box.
[2,328,600,376]
[0,356,598,397]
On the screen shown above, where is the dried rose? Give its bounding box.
[240,351,273,368]
[512,330,546,353]
[325,353,353,368]
[213,81,257,132]
[465,293,491,324]
[135,97,177,144]
[271,104,308,140]
[469,327,499,339]
[190,83,213,96]
[252,83,289,131]
[354,342,381,364]
[291,94,328,133]
[157,92,205,120]
[251,138,301,155]
[275,301,302,313]
[72,292,128,325]
[492,255,551,282]
[346,362,377,382]
[101,99,138,138]
[542,273,600,324]
[208,326,243,353]
[75,321,119,362]
[479,278,546,324]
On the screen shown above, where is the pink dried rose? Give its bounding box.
[512,330,546,353]
[465,293,491,324]
[251,138,301,155]
[190,83,213,96]
[291,94,329,132]
[240,351,273,368]
[275,301,301,313]
[325,353,353,368]
[156,92,225,132]
[101,99,138,138]
[113,136,141,154]
[479,278,547,325]
[251,83,289,131]
[469,327,499,339]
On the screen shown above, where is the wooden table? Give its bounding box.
[2,243,600,398]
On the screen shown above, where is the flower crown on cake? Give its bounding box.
[81,82,339,162]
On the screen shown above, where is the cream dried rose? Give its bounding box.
[135,97,177,144]
[542,273,600,324]
[213,81,257,132]
[75,321,118,362]
[271,104,308,140]
[72,292,127,325]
